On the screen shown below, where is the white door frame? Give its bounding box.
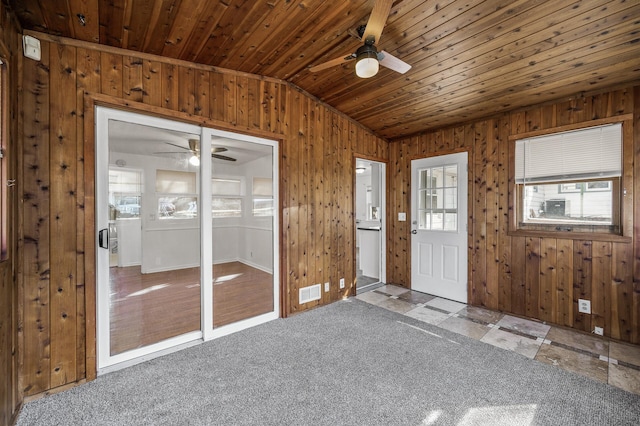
[354,158,386,285]
[96,107,279,373]
[410,151,468,303]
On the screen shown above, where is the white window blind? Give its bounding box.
[155,169,196,193]
[212,178,242,195]
[109,169,142,193]
[515,123,621,184]
[252,177,273,196]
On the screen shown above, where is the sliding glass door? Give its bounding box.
[96,108,279,371]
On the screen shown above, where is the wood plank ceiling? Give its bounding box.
[8,0,640,139]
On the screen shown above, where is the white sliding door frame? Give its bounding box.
[96,107,280,373]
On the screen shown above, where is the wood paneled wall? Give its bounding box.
[388,86,640,344]
[17,34,387,397]
[0,2,22,423]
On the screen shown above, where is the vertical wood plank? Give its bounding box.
[471,122,487,306]
[485,119,499,310]
[538,238,557,323]
[497,115,512,312]
[591,242,612,336]
[21,41,51,396]
[178,66,195,115]
[49,43,78,388]
[194,69,210,117]
[525,237,540,319]
[161,63,178,111]
[99,52,122,98]
[75,46,101,382]
[122,56,143,102]
[573,241,593,332]
[556,239,574,327]
[142,59,162,107]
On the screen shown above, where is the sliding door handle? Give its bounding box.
[98,228,109,249]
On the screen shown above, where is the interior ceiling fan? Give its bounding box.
[154,139,237,165]
[309,0,411,78]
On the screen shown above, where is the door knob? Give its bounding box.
[411,229,417,234]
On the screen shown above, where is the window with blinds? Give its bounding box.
[514,123,622,233]
[252,177,273,216]
[156,169,198,219]
[212,177,243,218]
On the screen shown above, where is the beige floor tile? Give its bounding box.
[425,297,466,314]
[608,363,640,395]
[405,306,450,326]
[376,285,410,297]
[545,327,609,357]
[355,290,389,305]
[535,344,608,383]
[377,297,415,314]
[496,315,550,339]
[480,328,542,359]
[439,316,490,340]
[458,306,504,325]
[397,291,435,305]
[609,341,640,367]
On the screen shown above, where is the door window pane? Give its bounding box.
[417,164,458,231]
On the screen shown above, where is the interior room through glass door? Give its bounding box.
[207,131,278,329]
[96,108,204,369]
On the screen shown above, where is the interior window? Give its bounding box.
[252,177,273,217]
[109,168,143,219]
[212,177,242,218]
[156,169,198,219]
[515,123,622,234]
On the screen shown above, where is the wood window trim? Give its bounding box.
[0,59,7,261]
[508,116,633,244]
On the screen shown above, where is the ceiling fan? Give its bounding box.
[309,0,411,78]
[154,139,237,165]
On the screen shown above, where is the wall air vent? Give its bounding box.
[299,284,321,305]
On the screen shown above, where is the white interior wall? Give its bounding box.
[110,150,275,275]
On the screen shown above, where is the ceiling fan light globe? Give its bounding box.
[189,155,200,166]
[356,57,379,78]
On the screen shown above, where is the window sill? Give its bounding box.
[508,229,631,243]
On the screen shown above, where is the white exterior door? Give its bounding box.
[411,152,468,303]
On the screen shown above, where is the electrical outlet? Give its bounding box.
[578,299,591,314]
[339,278,345,289]
[324,282,330,292]
[594,327,603,336]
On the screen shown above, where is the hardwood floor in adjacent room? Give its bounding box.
[109,262,273,355]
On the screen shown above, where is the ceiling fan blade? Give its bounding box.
[153,151,188,155]
[164,142,190,151]
[361,0,393,45]
[212,147,228,153]
[309,54,356,72]
[378,50,411,74]
[212,153,237,162]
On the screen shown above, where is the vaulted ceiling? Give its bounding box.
[7,0,640,139]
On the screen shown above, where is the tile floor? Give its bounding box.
[356,284,640,396]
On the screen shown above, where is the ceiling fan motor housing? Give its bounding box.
[355,44,379,78]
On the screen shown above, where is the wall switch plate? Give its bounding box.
[398,212,406,221]
[339,278,345,289]
[578,299,591,314]
[594,326,603,336]
[324,282,330,292]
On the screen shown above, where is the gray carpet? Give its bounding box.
[17,299,640,425]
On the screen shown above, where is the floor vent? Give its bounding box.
[299,284,321,304]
